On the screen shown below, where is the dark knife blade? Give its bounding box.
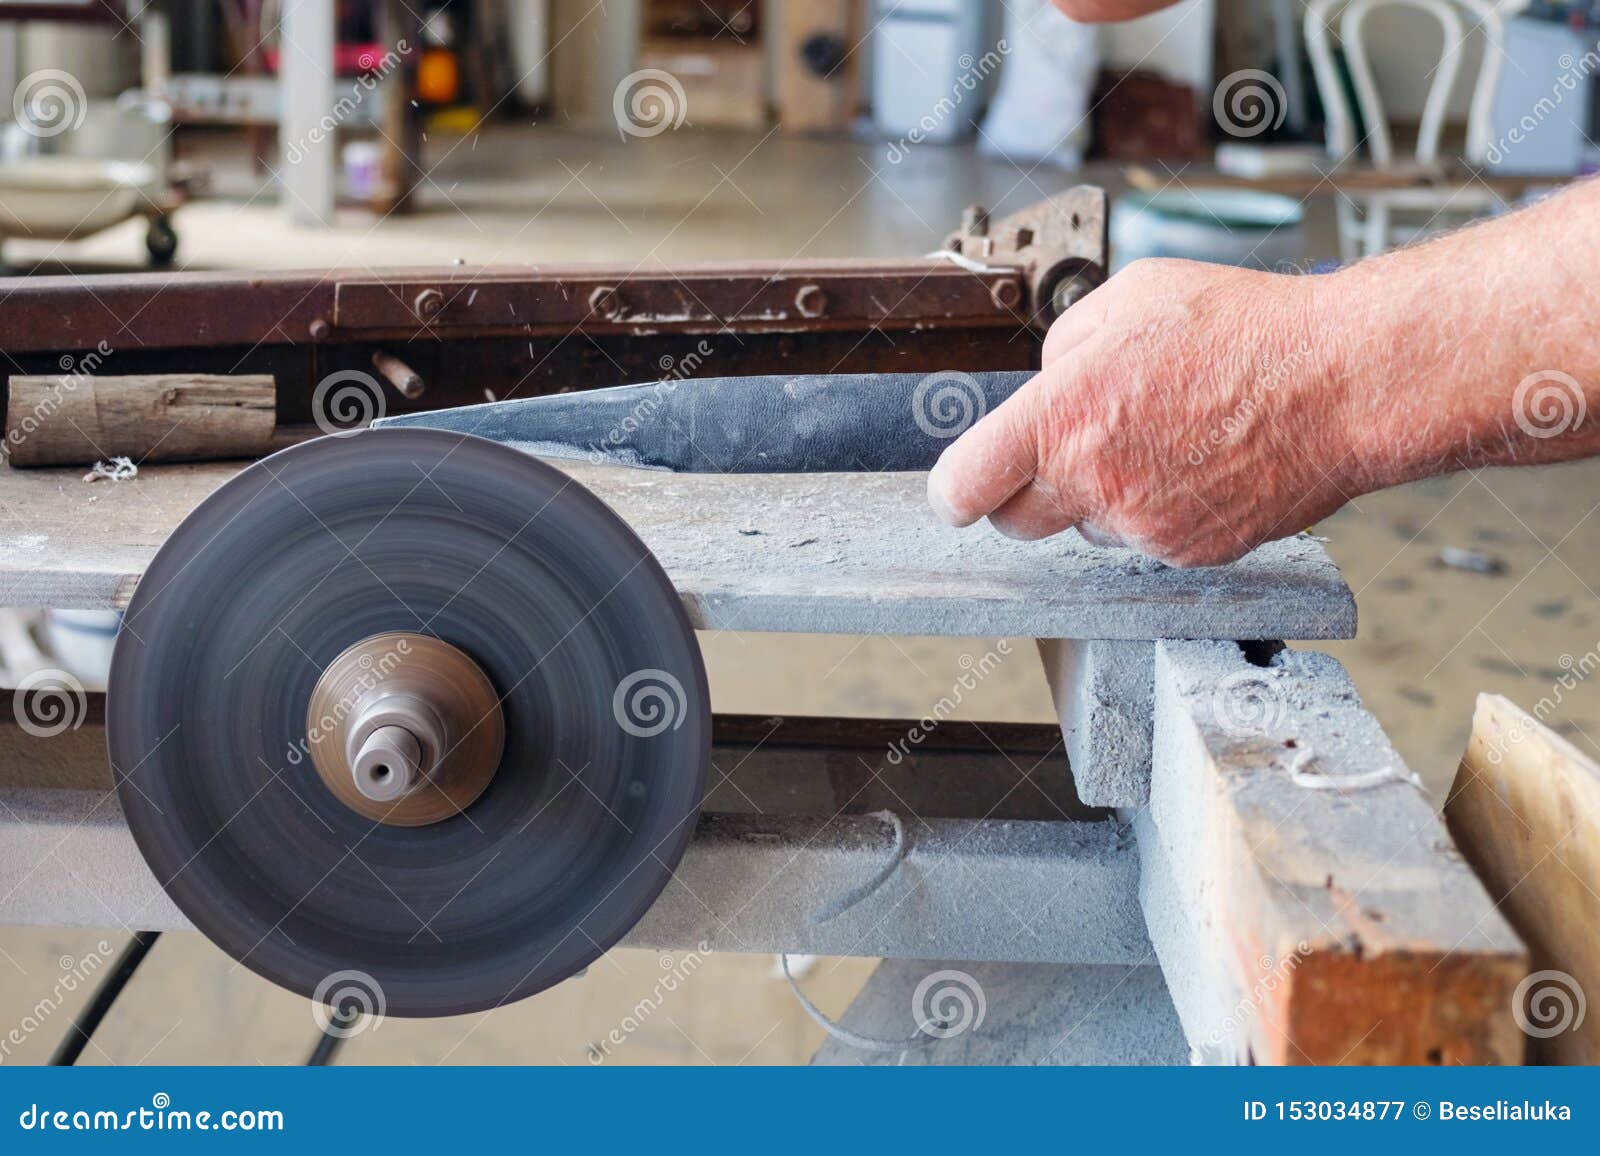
[373,370,1033,472]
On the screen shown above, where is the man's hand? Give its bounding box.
[926,259,1352,567]
[927,179,1600,567]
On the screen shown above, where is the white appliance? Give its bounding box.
[1487,17,1597,176]
[871,0,989,143]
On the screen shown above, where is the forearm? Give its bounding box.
[1317,179,1600,492]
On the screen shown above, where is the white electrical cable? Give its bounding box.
[779,809,942,1056]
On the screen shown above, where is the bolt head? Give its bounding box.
[794,284,828,318]
[589,286,623,318]
[990,278,1023,310]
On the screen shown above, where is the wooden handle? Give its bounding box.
[5,374,275,468]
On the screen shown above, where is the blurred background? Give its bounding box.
[0,0,1596,1065]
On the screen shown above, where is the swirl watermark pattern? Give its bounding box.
[613,668,687,738]
[1210,669,1287,738]
[311,370,387,435]
[613,69,688,139]
[311,969,386,1038]
[911,969,986,1039]
[13,69,88,138]
[912,370,987,439]
[1213,69,1287,138]
[1512,969,1586,1039]
[13,669,88,739]
[1513,370,1586,439]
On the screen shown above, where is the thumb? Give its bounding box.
[927,369,1053,527]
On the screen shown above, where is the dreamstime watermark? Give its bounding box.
[910,969,986,1039]
[1210,668,1288,738]
[613,69,688,139]
[1187,342,1315,466]
[12,668,88,739]
[2,342,116,461]
[886,641,1012,764]
[311,969,386,1039]
[911,370,988,440]
[1202,942,1310,1054]
[285,637,413,765]
[311,369,387,435]
[1213,69,1288,138]
[283,41,409,166]
[1480,639,1600,766]
[0,942,113,1062]
[1513,370,1586,440]
[1485,43,1600,167]
[884,42,1008,164]
[13,69,87,138]
[613,668,688,738]
[585,338,715,463]
[17,1094,283,1132]
[587,943,712,1063]
[1512,969,1586,1040]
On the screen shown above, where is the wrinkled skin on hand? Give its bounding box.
[927,258,1361,568]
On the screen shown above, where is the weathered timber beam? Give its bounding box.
[1137,640,1527,1065]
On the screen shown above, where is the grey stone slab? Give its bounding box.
[0,800,1148,966]
[626,811,1148,963]
[1038,638,1154,806]
[809,959,1186,1065]
[0,458,1356,639]
[0,713,1145,961]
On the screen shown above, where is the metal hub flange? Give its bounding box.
[306,632,504,826]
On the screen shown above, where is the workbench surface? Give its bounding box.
[0,457,1356,639]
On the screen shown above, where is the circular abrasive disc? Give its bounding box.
[108,429,708,1016]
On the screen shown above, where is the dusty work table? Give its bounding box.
[0,457,1354,641]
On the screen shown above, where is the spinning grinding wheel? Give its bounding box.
[107,429,709,1016]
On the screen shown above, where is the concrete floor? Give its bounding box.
[1,124,1595,1066]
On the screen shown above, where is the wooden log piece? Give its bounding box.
[4,374,275,468]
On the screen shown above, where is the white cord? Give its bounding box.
[1287,745,1423,792]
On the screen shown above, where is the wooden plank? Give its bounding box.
[5,374,275,467]
[1142,640,1526,1064]
[1446,693,1600,1065]
[0,457,1356,640]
